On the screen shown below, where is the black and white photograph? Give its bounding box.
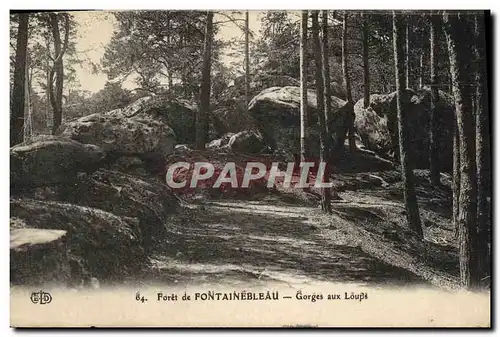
[8,8,492,327]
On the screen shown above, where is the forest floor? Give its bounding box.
[128,148,465,291]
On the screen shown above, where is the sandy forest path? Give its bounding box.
[131,178,462,290]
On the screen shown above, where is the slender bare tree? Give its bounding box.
[10,13,29,146]
[362,12,370,108]
[321,10,332,135]
[453,107,460,236]
[405,20,410,88]
[473,13,490,282]
[419,53,424,89]
[23,53,34,141]
[196,11,214,149]
[48,13,70,134]
[393,11,423,239]
[245,11,250,108]
[342,12,356,153]
[311,10,332,214]
[429,13,442,186]
[443,11,479,289]
[300,10,308,161]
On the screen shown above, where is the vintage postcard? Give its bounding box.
[9,9,491,327]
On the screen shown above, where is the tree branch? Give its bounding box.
[217,12,255,38]
[214,19,245,24]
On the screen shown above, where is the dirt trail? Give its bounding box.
[136,193,431,289]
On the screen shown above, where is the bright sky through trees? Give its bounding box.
[72,10,263,93]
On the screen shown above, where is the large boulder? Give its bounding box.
[10,223,71,286]
[10,198,145,282]
[119,96,221,145]
[211,105,257,135]
[67,169,179,247]
[206,130,267,154]
[122,96,198,145]
[248,86,354,157]
[354,88,454,170]
[354,92,398,155]
[109,156,149,177]
[10,135,105,192]
[16,169,179,248]
[58,96,180,162]
[228,130,268,154]
[213,75,302,135]
[206,132,235,150]
[329,81,347,100]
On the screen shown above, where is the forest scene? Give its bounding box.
[9,10,491,293]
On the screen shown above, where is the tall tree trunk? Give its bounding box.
[473,13,490,282]
[419,53,424,89]
[405,20,410,88]
[429,13,441,186]
[45,37,51,133]
[311,11,332,214]
[196,11,214,149]
[300,10,308,162]
[393,11,423,239]
[362,12,370,108]
[453,113,460,236]
[10,13,29,146]
[23,56,33,141]
[321,10,332,136]
[245,11,250,108]
[50,14,62,134]
[443,11,479,289]
[49,13,69,134]
[46,69,51,131]
[53,63,64,133]
[341,13,353,103]
[342,12,356,153]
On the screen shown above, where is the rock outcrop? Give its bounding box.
[121,96,197,145]
[10,97,188,287]
[212,75,303,135]
[248,86,354,158]
[354,92,398,156]
[211,106,257,135]
[329,81,347,100]
[10,224,71,286]
[206,132,235,150]
[14,168,180,247]
[206,130,268,154]
[59,97,177,163]
[67,169,179,247]
[228,130,268,154]
[10,135,105,192]
[109,156,149,177]
[10,198,146,282]
[354,88,454,170]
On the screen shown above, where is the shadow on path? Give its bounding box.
[140,198,427,287]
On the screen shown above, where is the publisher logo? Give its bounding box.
[30,291,52,305]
